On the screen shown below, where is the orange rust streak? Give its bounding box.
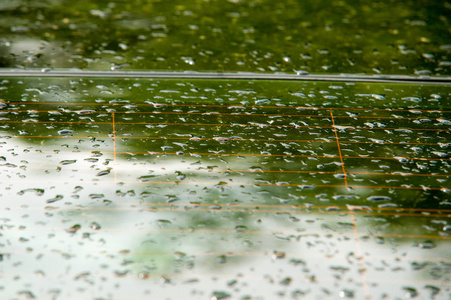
[330,109,348,187]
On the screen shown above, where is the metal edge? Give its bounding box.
[0,69,450,84]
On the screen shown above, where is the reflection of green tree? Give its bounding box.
[1,77,450,277]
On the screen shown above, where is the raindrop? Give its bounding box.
[418,240,436,249]
[367,196,391,202]
[298,184,315,189]
[138,175,157,182]
[235,225,247,232]
[436,119,451,125]
[424,285,440,297]
[91,151,103,157]
[90,222,101,230]
[17,291,36,299]
[339,290,354,298]
[443,225,451,232]
[46,195,63,203]
[394,156,409,163]
[138,272,150,279]
[402,97,421,103]
[85,158,98,163]
[59,160,77,165]
[75,110,95,114]
[217,255,227,264]
[378,203,398,208]
[255,99,271,105]
[175,171,186,180]
[211,291,231,300]
[272,250,286,259]
[294,69,309,75]
[96,169,111,176]
[17,188,45,196]
[326,206,341,211]
[431,151,448,158]
[403,287,418,298]
[66,224,81,234]
[279,277,292,286]
[157,219,172,227]
[58,129,74,136]
[182,57,195,65]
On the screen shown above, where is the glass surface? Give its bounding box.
[0,77,450,299]
[0,0,450,75]
[1,0,451,299]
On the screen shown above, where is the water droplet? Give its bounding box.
[17,188,45,196]
[58,129,74,136]
[182,57,195,65]
[255,99,271,105]
[339,289,354,298]
[157,219,172,227]
[59,159,77,165]
[378,203,398,208]
[402,97,421,103]
[367,196,391,202]
[46,195,63,203]
[75,110,95,114]
[96,169,111,176]
[91,151,103,157]
[138,272,150,279]
[279,277,292,286]
[84,158,98,163]
[17,291,36,299]
[418,240,436,249]
[217,255,227,264]
[211,291,231,300]
[424,285,440,297]
[403,287,418,298]
[326,206,341,211]
[90,222,101,230]
[235,225,247,232]
[175,171,186,181]
[138,175,157,182]
[272,250,286,259]
[394,156,409,163]
[431,151,448,158]
[436,119,451,125]
[66,224,81,234]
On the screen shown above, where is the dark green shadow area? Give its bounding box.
[0,77,450,299]
[0,0,450,75]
